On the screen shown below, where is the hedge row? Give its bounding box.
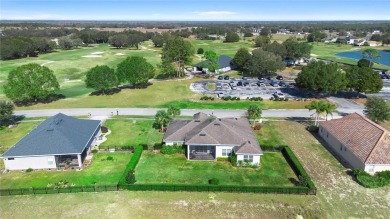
[119,184,310,194]
[353,169,390,188]
[281,146,316,193]
[118,145,143,184]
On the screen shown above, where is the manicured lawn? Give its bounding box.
[136,151,297,186]
[0,152,131,189]
[191,39,254,57]
[255,121,285,147]
[100,119,163,148]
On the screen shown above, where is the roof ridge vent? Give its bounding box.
[200,133,206,136]
[195,120,201,122]
[55,118,63,125]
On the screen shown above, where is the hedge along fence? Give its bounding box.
[119,184,310,194]
[281,146,316,194]
[118,145,143,185]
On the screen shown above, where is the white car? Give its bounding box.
[273,92,285,98]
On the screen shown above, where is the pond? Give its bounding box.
[336,50,390,67]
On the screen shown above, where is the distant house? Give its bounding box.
[319,113,390,174]
[2,113,101,170]
[372,30,381,35]
[193,55,236,73]
[163,112,263,166]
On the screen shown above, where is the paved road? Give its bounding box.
[14,107,352,119]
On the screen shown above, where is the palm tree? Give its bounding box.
[247,104,262,126]
[155,110,171,132]
[323,102,337,121]
[362,48,380,68]
[305,100,326,126]
[167,105,181,117]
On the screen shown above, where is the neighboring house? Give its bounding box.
[319,113,390,174]
[2,113,101,170]
[193,55,236,73]
[163,112,263,166]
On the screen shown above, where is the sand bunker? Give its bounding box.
[82,55,102,58]
[90,52,104,55]
[115,53,125,56]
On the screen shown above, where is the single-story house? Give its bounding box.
[163,112,263,166]
[319,113,390,174]
[193,55,237,73]
[2,113,101,170]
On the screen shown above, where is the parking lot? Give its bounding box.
[191,76,300,100]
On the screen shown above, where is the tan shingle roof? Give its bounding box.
[320,113,390,164]
[163,113,263,155]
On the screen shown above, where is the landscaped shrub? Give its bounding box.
[91,149,98,154]
[249,97,263,101]
[26,168,33,173]
[229,151,237,166]
[101,126,108,133]
[208,178,220,185]
[153,143,163,150]
[353,169,390,188]
[161,144,184,155]
[281,146,316,192]
[217,157,229,162]
[284,97,289,101]
[125,170,136,184]
[118,145,143,184]
[106,156,114,161]
[253,124,261,130]
[306,124,319,132]
[200,96,215,101]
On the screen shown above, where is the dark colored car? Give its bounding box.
[237,81,243,86]
[279,81,287,87]
[381,74,390,79]
[258,76,265,80]
[270,81,279,87]
[243,81,250,86]
[217,75,223,80]
[276,75,283,80]
[224,75,230,80]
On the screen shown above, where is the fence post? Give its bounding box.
[32,187,35,194]
[105,185,107,192]
[117,184,119,191]
[8,189,11,195]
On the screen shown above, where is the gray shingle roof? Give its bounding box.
[194,55,235,69]
[2,113,101,157]
[164,113,263,155]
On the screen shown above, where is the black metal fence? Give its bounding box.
[0,184,312,196]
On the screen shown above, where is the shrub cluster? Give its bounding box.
[217,157,229,162]
[229,151,237,166]
[281,146,316,192]
[306,125,319,132]
[270,97,289,101]
[106,156,114,161]
[26,168,33,173]
[237,161,258,168]
[248,97,263,101]
[221,96,240,101]
[208,178,220,185]
[125,170,136,184]
[161,144,184,155]
[353,169,390,188]
[253,124,261,130]
[200,96,215,101]
[91,149,98,154]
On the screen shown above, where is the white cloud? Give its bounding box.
[192,11,237,16]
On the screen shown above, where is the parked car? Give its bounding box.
[217,75,223,80]
[257,81,266,86]
[224,75,230,80]
[270,81,279,87]
[381,74,390,79]
[258,76,265,80]
[243,81,250,86]
[242,76,248,80]
[276,75,283,80]
[231,84,237,90]
[279,81,287,87]
[229,81,235,85]
[273,92,285,98]
[237,81,243,86]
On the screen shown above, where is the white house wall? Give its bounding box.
[364,164,390,174]
[215,145,235,157]
[3,155,57,170]
[319,124,366,169]
[236,154,260,166]
[165,141,184,146]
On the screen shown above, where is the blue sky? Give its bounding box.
[1,0,389,21]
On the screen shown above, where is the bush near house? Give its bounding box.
[160,144,184,155]
[119,145,143,184]
[353,169,390,188]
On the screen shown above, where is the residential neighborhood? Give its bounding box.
[1,0,390,218]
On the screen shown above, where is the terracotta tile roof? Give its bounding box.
[163,113,263,155]
[319,113,390,164]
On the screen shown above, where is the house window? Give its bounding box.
[48,158,54,165]
[222,149,231,156]
[244,155,253,162]
[8,158,14,160]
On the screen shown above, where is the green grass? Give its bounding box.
[100,119,163,148]
[311,43,390,70]
[0,152,131,189]
[191,39,254,57]
[0,122,40,154]
[255,121,285,147]
[135,151,297,186]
